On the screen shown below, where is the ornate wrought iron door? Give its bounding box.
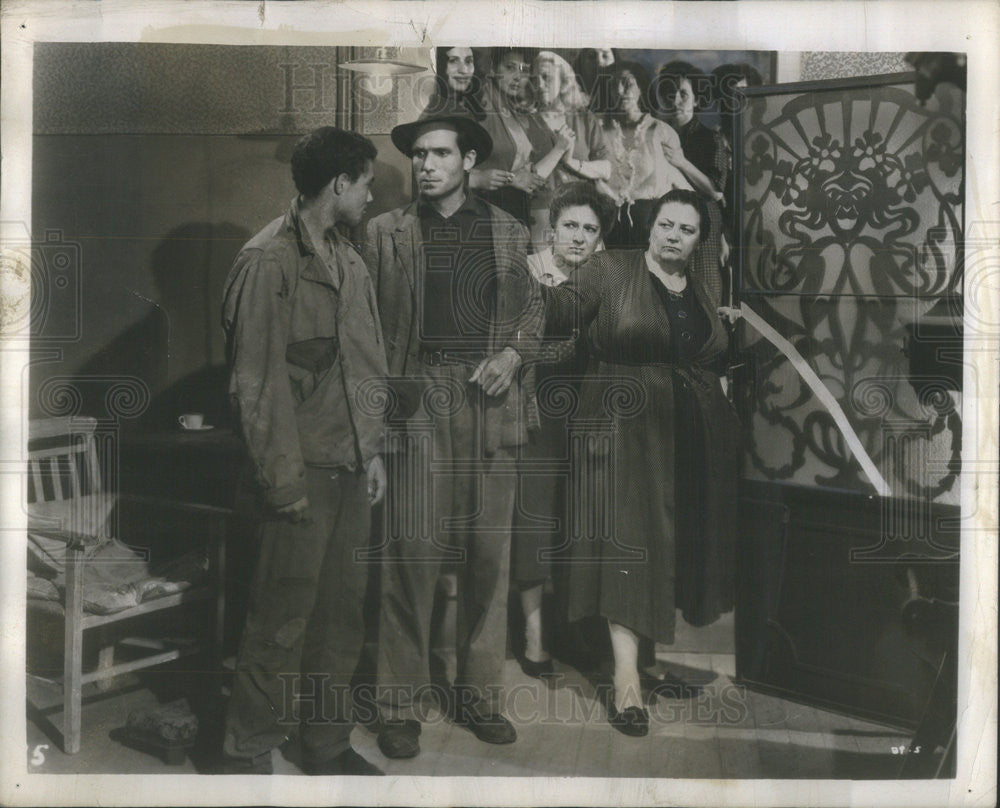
[733,72,962,736]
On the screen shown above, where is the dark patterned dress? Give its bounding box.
[543,249,740,644]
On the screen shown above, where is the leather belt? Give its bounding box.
[418,346,487,367]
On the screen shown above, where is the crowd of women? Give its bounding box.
[424,47,761,292]
[421,46,757,736]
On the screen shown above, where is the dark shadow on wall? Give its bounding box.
[70,222,250,430]
[359,156,409,235]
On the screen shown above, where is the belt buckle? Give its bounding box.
[421,348,444,366]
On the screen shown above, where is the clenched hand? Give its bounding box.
[469,347,522,397]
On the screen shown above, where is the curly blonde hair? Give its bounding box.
[534,51,589,112]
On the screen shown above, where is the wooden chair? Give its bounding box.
[26,416,228,754]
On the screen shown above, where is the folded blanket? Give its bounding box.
[27,532,207,615]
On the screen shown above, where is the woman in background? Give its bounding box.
[468,47,572,228]
[529,51,611,249]
[512,181,617,679]
[655,60,730,305]
[573,47,620,116]
[422,46,485,118]
[598,62,720,265]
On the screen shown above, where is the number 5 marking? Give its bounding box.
[29,744,48,766]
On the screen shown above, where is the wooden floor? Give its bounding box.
[27,649,919,779]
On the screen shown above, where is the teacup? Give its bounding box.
[178,413,205,430]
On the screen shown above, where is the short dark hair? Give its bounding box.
[291,127,377,199]
[647,188,711,244]
[654,60,713,113]
[548,181,617,237]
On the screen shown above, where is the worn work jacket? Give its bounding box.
[223,198,388,508]
[363,198,544,451]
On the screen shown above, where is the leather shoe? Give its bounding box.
[457,709,517,744]
[304,748,384,776]
[520,656,555,679]
[607,704,650,737]
[376,718,422,759]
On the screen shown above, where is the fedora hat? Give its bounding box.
[390,100,493,166]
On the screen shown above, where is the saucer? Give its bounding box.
[180,424,214,432]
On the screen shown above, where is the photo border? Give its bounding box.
[1,2,996,806]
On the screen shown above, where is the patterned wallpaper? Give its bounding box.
[33,42,431,135]
[800,52,911,82]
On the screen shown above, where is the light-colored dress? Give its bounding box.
[601,113,692,204]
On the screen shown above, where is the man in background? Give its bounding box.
[220,126,387,775]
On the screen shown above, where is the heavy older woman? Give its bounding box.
[512,181,617,679]
[529,51,611,249]
[542,188,740,736]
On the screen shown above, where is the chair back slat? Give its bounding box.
[28,418,104,504]
[29,419,114,542]
[85,436,103,496]
[68,453,82,499]
[31,458,46,504]
[50,457,65,500]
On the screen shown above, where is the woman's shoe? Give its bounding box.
[607,703,649,737]
[520,656,555,679]
[642,670,703,700]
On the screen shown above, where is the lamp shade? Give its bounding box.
[339,46,426,76]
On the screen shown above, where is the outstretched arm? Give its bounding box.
[541,255,603,341]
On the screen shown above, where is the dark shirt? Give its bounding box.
[419,193,496,352]
[677,118,729,193]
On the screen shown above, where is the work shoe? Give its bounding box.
[303,748,384,776]
[376,718,422,759]
[456,709,517,745]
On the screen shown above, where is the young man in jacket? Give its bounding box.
[220,126,388,775]
[364,103,544,760]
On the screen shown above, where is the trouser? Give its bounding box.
[376,364,517,720]
[223,465,373,764]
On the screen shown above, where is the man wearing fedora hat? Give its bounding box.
[364,102,544,759]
